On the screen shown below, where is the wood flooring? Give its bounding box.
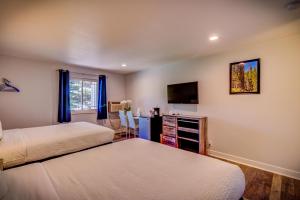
[233,160,300,200]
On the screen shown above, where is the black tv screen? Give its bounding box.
[167,82,198,104]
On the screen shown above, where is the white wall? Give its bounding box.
[125,34,300,179]
[0,55,126,129]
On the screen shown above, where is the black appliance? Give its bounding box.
[153,107,160,117]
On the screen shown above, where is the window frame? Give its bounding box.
[70,78,98,115]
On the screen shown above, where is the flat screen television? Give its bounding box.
[167,81,198,104]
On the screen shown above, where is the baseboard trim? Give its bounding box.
[207,150,300,180]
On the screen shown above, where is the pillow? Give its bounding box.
[0,170,8,199]
[0,120,2,141]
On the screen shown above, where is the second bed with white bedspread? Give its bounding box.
[1,138,245,200]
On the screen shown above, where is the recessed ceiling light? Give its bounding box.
[121,64,127,67]
[209,35,219,41]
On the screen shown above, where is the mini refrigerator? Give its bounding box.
[138,116,162,142]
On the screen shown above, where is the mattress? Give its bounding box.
[0,122,114,168]
[1,138,245,200]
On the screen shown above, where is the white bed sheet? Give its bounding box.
[3,163,59,200]
[0,129,26,168]
[0,122,114,168]
[2,138,245,200]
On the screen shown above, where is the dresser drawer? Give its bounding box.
[160,135,177,147]
[163,125,176,136]
[163,116,176,127]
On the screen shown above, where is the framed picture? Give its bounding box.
[230,58,260,94]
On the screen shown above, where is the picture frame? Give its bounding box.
[229,58,260,94]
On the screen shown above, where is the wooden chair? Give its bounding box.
[102,112,123,138]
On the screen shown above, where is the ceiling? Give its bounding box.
[0,0,300,74]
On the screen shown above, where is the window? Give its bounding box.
[70,79,97,113]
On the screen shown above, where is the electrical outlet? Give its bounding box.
[208,140,213,148]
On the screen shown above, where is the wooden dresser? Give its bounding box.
[160,115,207,155]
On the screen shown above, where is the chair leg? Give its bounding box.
[123,127,127,139]
[135,128,139,138]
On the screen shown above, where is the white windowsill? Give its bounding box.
[71,110,97,115]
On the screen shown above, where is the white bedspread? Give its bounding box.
[0,129,26,168]
[2,139,245,200]
[0,122,114,168]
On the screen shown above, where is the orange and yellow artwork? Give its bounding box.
[230,59,260,94]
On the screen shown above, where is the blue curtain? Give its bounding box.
[58,69,71,123]
[97,75,107,120]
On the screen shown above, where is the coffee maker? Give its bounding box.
[153,107,160,117]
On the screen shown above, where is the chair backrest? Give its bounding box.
[119,110,127,127]
[126,111,136,129]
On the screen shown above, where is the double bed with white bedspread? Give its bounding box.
[0,122,115,168]
[0,138,245,200]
